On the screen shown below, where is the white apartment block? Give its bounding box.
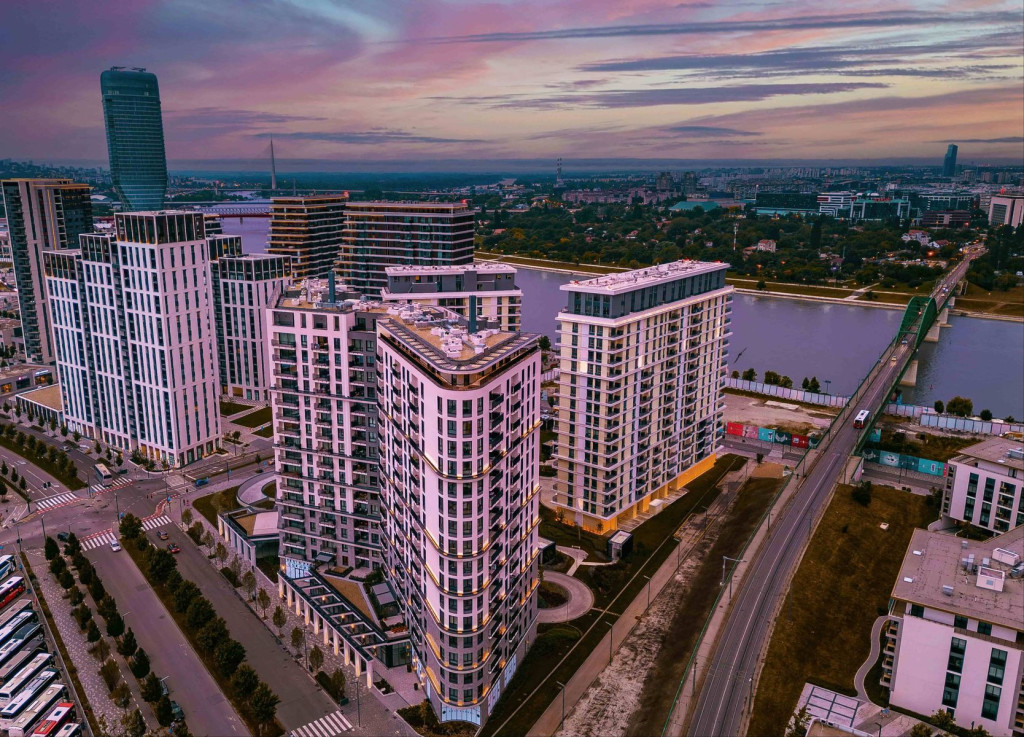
[211,243,289,402]
[377,304,541,726]
[884,527,1024,737]
[339,202,475,297]
[268,282,386,575]
[989,193,1024,228]
[553,260,731,533]
[944,438,1024,534]
[381,263,522,331]
[44,212,220,467]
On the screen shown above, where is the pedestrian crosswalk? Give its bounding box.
[35,492,79,510]
[141,515,171,531]
[81,531,117,551]
[89,476,132,496]
[290,711,353,737]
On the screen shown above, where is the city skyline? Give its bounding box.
[1,1,1022,168]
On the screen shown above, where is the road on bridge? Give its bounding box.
[683,257,972,737]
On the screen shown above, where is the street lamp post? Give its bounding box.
[556,680,566,730]
[722,556,746,602]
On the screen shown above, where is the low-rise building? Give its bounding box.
[15,383,63,428]
[883,527,1024,736]
[218,508,280,567]
[943,438,1024,534]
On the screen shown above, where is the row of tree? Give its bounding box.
[734,369,824,393]
[0,421,80,484]
[933,397,1015,422]
[118,513,281,735]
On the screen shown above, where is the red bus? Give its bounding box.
[29,701,75,737]
[0,579,26,612]
[853,410,870,429]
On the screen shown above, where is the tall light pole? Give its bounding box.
[722,556,746,602]
[556,680,566,730]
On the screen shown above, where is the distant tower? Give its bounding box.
[943,144,958,177]
[270,138,278,191]
[101,67,167,211]
[733,222,738,251]
[556,157,564,187]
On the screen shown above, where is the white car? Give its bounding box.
[110,540,122,552]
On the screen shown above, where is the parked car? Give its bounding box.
[57,531,70,542]
[167,543,180,554]
[157,531,169,541]
[110,540,122,552]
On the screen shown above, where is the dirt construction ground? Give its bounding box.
[724,391,838,435]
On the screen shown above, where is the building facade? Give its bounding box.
[989,194,1024,228]
[943,438,1024,534]
[268,285,387,574]
[381,264,522,331]
[1,178,93,364]
[211,245,289,402]
[377,304,541,726]
[339,202,475,297]
[817,192,855,218]
[45,212,220,466]
[883,527,1024,737]
[268,195,347,279]
[101,67,168,212]
[553,261,731,533]
[943,144,959,177]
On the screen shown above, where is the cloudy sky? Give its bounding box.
[1,0,1022,167]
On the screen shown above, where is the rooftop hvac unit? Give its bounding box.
[1009,562,1024,579]
[1007,448,1023,461]
[942,585,954,596]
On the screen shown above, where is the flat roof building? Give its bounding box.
[268,195,347,279]
[989,194,1024,228]
[943,438,1024,534]
[381,263,522,331]
[884,527,1024,736]
[553,260,732,533]
[339,202,474,297]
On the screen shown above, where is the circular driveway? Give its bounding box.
[537,571,594,623]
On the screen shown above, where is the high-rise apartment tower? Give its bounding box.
[1,178,93,364]
[553,260,732,532]
[101,67,168,211]
[268,195,347,279]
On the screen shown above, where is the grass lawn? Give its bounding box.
[856,291,912,306]
[219,400,251,417]
[748,484,936,737]
[257,555,280,583]
[539,506,610,561]
[193,486,241,527]
[537,580,569,608]
[482,455,743,737]
[231,406,272,427]
[253,425,274,438]
[627,475,783,737]
[475,251,626,275]
[729,279,857,299]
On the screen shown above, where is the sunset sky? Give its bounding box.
[2,0,1022,169]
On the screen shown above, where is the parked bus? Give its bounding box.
[853,409,870,429]
[0,653,52,704]
[94,464,112,483]
[0,556,15,580]
[28,701,74,737]
[0,646,41,686]
[0,600,33,631]
[0,612,36,648]
[0,625,41,671]
[0,578,26,611]
[8,683,64,737]
[0,668,58,723]
[53,721,81,737]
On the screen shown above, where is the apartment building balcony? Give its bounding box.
[273,367,298,379]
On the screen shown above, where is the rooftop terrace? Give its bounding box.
[950,436,1024,472]
[561,259,729,295]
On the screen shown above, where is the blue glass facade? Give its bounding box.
[101,67,167,212]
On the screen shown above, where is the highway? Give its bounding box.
[684,258,972,737]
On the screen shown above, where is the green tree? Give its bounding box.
[779,375,794,389]
[181,508,194,529]
[64,532,81,557]
[44,536,59,560]
[256,589,271,619]
[119,513,143,539]
[290,626,305,654]
[980,408,993,421]
[231,664,259,697]
[147,549,178,584]
[946,396,973,417]
[173,581,201,613]
[99,658,121,691]
[931,709,956,732]
[18,477,26,492]
[851,480,872,507]
[112,681,132,713]
[272,606,287,636]
[741,368,757,382]
[155,695,173,727]
[764,370,781,386]
[117,628,138,658]
[807,376,821,393]
[141,673,163,702]
[185,597,215,629]
[933,399,944,414]
[215,639,246,677]
[785,705,810,737]
[131,648,150,678]
[242,570,257,601]
[86,619,101,643]
[197,617,229,652]
[538,335,551,351]
[249,683,280,735]
[215,542,229,567]
[106,611,125,638]
[90,578,106,603]
[327,669,346,700]
[59,569,75,589]
[309,645,324,673]
[908,723,934,737]
[90,638,111,663]
[122,709,146,737]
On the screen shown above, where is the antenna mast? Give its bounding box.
[270,138,278,191]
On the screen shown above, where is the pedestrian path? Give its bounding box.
[290,711,354,737]
[141,515,171,531]
[89,476,132,496]
[81,530,117,551]
[34,492,79,510]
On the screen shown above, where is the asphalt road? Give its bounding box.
[90,540,250,737]
[686,260,971,737]
[150,522,339,732]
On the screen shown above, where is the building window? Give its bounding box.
[942,673,960,708]
[981,684,1000,720]
[909,604,924,618]
[988,649,1006,686]
[977,621,992,636]
[947,638,966,673]
[953,615,968,629]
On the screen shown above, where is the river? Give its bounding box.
[222,218,1024,418]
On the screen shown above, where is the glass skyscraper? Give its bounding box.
[942,144,958,178]
[101,67,168,211]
